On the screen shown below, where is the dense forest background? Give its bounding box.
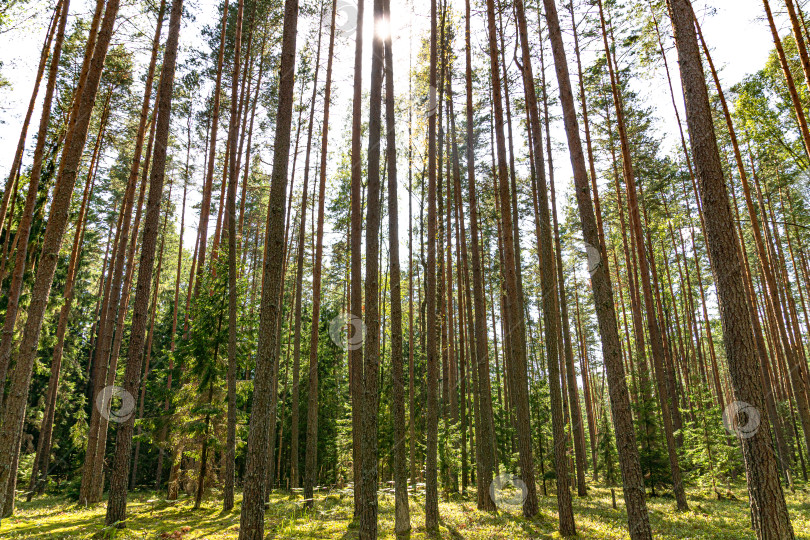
[0,0,810,538]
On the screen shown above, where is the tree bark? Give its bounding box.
[81,0,166,502]
[238,0,298,535]
[223,0,245,513]
[348,0,365,519]
[195,0,230,290]
[382,0,410,529]
[464,0,496,511]
[304,0,335,509]
[425,0,440,529]
[486,0,541,521]
[0,0,119,519]
[542,1,653,537]
[104,0,183,525]
[668,0,796,536]
[0,0,70,401]
[596,0,688,510]
[0,0,60,255]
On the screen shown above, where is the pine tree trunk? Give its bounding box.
[196,0,230,289]
[597,0,689,510]
[424,0,440,529]
[464,0,496,510]
[762,0,810,160]
[0,0,120,519]
[80,0,166,503]
[348,0,365,519]
[28,69,100,497]
[0,0,70,400]
[382,0,410,529]
[131,207,170,490]
[538,16,588,494]
[104,0,182,525]
[303,0,335,509]
[669,0,796,536]
[694,18,796,486]
[0,0,60,251]
[222,0,245,513]
[238,0,298,535]
[542,0,653,537]
[156,129,189,490]
[487,0,541,521]
[290,13,323,492]
[358,2,385,536]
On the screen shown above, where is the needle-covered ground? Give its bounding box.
[3,484,810,539]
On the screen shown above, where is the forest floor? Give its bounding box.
[2,483,810,539]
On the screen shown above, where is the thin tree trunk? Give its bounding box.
[81,0,166,502]
[538,15,588,494]
[303,0,335,508]
[0,0,70,401]
[487,0,541,521]
[348,0,365,519]
[425,0,440,528]
[27,79,100,497]
[0,0,60,251]
[464,0,496,510]
[358,1,385,536]
[597,0,689,510]
[223,0,245,513]
[131,204,170,490]
[196,0,230,289]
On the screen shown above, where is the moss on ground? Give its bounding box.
[2,484,810,539]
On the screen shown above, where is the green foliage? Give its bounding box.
[596,408,618,486]
[679,387,743,490]
[633,377,671,496]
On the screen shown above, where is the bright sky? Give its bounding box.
[0,0,777,268]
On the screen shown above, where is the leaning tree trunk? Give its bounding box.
[668,0,795,537]
[0,0,120,520]
[28,88,107,498]
[0,0,70,401]
[104,0,183,526]
[80,0,166,503]
[596,0,689,510]
[237,0,299,536]
[541,0,653,538]
[0,0,60,252]
[9,0,71,496]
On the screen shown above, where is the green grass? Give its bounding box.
[2,484,810,539]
